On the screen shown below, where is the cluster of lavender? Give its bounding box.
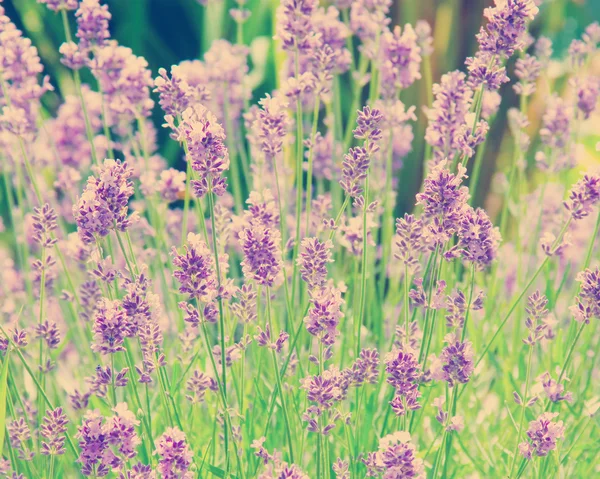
[0,0,599,478]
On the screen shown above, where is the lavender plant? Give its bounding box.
[0,0,599,478]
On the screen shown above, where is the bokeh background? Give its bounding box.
[3,0,600,215]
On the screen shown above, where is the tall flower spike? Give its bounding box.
[297,237,334,290]
[171,232,218,303]
[304,284,344,345]
[432,333,474,387]
[425,71,474,165]
[570,267,600,324]
[73,159,135,244]
[75,0,112,52]
[91,298,129,355]
[379,24,422,97]
[40,408,68,456]
[275,0,319,54]
[239,222,283,287]
[519,412,564,460]
[155,427,194,479]
[173,104,230,198]
[453,206,501,269]
[564,174,600,220]
[364,431,425,478]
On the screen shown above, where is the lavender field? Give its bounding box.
[0,0,599,477]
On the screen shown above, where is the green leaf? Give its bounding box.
[0,350,11,455]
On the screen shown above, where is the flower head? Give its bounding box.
[519,412,564,459]
[74,159,135,244]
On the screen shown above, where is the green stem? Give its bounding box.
[266,288,295,462]
[509,346,534,478]
[291,48,305,310]
[356,174,370,358]
[305,98,321,235]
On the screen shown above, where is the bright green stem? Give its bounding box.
[266,288,295,462]
[583,210,600,269]
[207,190,231,471]
[509,346,534,478]
[304,98,321,235]
[328,196,350,241]
[356,175,370,358]
[431,386,457,478]
[291,49,305,310]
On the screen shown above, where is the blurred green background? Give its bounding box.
[3,0,600,213]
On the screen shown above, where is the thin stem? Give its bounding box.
[509,346,534,478]
[305,97,321,235]
[291,48,305,309]
[356,174,370,358]
[266,288,295,462]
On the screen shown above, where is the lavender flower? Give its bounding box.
[539,372,572,404]
[169,104,229,198]
[0,6,52,135]
[452,206,501,269]
[38,0,78,11]
[230,284,257,324]
[475,0,538,59]
[523,291,549,345]
[364,431,425,478]
[339,106,383,197]
[35,320,60,349]
[570,267,600,323]
[75,0,111,51]
[74,159,135,244]
[172,233,218,302]
[91,42,154,121]
[513,54,541,97]
[432,333,475,387]
[239,223,282,287]
[76,410,110,476]
[385,348,422,416]
[394,214,424,273]
[564,174,600,220]
[575,77,599,120]
[519,412,564,459]
[275,0,319,54]
[416,161,469,244]
[297,237,333,290]
[304,284,344,345]
[31,203,58,248]
[250,93,290,159]
[351,348,380,385]
[91,298,129,355]
[379,24,422,97]
[155,427,194,479]
[154,66,205,118]
[424,71,473,165]
[185,369,217,404]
